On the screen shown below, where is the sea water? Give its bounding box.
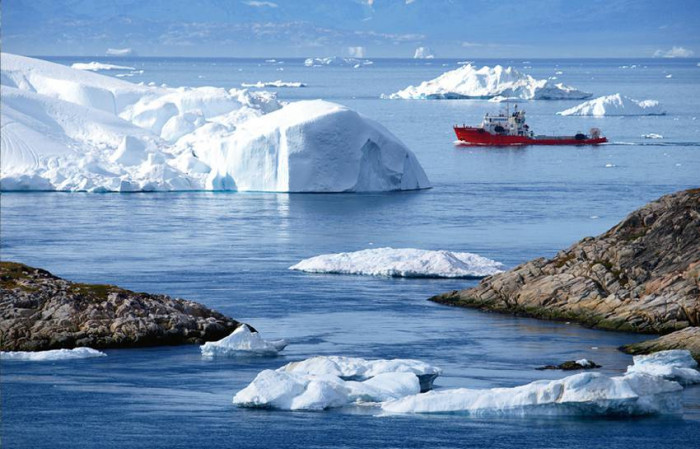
[1,57,699,448]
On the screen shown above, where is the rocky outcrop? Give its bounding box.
[536,360,601,371]
[430,189,700,334]
[622,327,700,362]
[0,262,244,351]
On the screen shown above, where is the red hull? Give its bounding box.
[454,127,607,146]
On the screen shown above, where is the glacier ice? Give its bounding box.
[625,350,700,386]
[1,53,429,193]
[383,64,591,100]
[558,93,666,116]
[289,248,503,278]
[200,324,287,357]
[0,347,106,361]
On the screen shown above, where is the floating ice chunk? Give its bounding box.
[381,372,683,416]
[200,325,287,357]
[241,80,306,88]
[642,133,663,139]
[106,48,134,56]
[383,65,591,100]
[413,47,435,59]
[0,347,106,361]
[558,94,666,116]
[290,248,503,278]
[71,62,135,71]
[304,57,372,67]
[625,350,700,386]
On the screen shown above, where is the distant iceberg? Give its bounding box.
[642,133,663,139]
[71,62,135,71]
[106,48,134,57]
[1,53,428,192]
[304,57,373,68]
[200,325,287,357]
[413,47,435,59]
[241,80,306,88]
[289,248,503,278]
[558,94,665,116]
[233,356,442,410]
[0,347,106,361]
[383,64,591,100]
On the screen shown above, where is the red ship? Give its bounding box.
[454,105,607,146]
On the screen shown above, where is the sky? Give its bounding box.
[2,0,699,58]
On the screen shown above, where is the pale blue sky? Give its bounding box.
[2,0,699,58]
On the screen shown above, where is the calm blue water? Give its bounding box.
[1,57,700,448]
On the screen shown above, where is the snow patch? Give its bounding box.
[289,247,503,278]
[0,347,106,361]
[558,94,665,116]
[200,325,287,357]
[383,65,591,100]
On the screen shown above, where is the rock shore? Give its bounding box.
[430,189,700,338]
[622,327,700,361]
[0,262,244,351]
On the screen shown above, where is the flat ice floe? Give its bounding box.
[1,53,429,192]
[0,347,106,361]
[289,248,503,278]
[200,325,287,357]
[383,64,591,100]
[304,57,373,68]
[241,80,306,88]
[233,356,442,410]
[71,62,135,71]
[625,350,700,386]
[558,93,666,116]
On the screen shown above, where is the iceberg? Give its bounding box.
[625,350,700,386]
[304,57,373,68]
[413,47,435,59]
[381,372,683,416]
[558,94,666,116]
[1,53,428,192]
[642,133,663,139]
[240,80,306,88]
[289,248,503,278]
[0,347,106,361]
[106,48,134,56]
[233,356,441,410]
[71,62,136,71]
[383,64,591,100]
[200,324,287,357]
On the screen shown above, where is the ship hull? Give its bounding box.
[454,127,607,146]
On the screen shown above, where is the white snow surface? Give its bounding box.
[625,350,700,386]
[558,94,666,116]
[241,80,306,88]
[71,62,136,71]
[413,47,435,59]
[234,356,440,410]
[200,325,288,357]
[0,347,106,361]
[1,53,428,192]
[383,64,591,100]
[381,372,682,416]
[289,247,503,278]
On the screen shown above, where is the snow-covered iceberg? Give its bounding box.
[625,350,700,386]
[233,356,441,410]
[241,80,306,88]
[289,248,503,278]
[381,372,682,416]
[383,65,591,100]
[304,57,373,68]
[0,347,106,361]
[200,325,287,357]
[413,47,435,59]
[1,53,429,192]
[71,62,135,71]
[558,94,666,116]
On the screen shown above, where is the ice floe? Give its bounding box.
[289,248,503,278]
[625,350,700,386]
[71,62,136,71]
[233,356,441,410]
[1,53,428,192]
[200,325,287,357]
[304,57,373,68]
[642,133,663,139]
[413,47,435,59]
[558,94,666,116]
[383,64,591,100]
[0,347,106,361]
[241,80,306,88]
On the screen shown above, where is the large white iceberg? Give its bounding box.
[381,372,682,416]
[384,64,591,100]
[558,94,666,116]
[625,350,700,386]
[200,325,287,357]
[1,53,429,192]
[0,347,106,361]
[289,248,503,278]
[233,356,441,410]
